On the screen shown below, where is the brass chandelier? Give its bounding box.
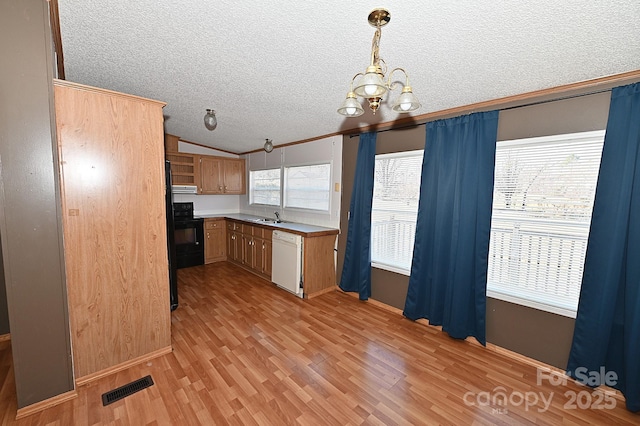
[338,8,421,117]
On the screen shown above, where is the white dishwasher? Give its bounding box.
[271,230,304,298]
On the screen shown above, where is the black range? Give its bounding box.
[173,202,204,269]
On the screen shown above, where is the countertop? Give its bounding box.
[195,213,339,238]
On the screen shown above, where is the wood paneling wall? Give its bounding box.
[54,80,171,380]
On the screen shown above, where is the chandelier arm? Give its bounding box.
[378,58,388,79]
[350,72,365,91]
[386,67,410,91]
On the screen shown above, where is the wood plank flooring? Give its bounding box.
[1,261,639,425]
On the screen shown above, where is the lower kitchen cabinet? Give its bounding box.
[226,220,272,279]
[224,218,338,298]
[251,229,272,279]
[204,218,226,263]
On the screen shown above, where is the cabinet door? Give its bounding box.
[200,156,223,194]
[226,224,241,264]
[263,239,273,278]
[232,232,242,263]
[226,228,234,262]
[205,219,225,263]
[223,159,245,194]
[205,227,216,264]
[244,235,255,267]
[254,237,265,273]
[212,228,225,259]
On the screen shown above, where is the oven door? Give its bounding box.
[174,218,204,268]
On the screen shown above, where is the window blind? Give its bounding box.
[249,168,281,206]
[371,150,423,273]
[284,164,331,211]
[487,130,605,317]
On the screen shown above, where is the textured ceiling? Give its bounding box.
[58,1,640,154]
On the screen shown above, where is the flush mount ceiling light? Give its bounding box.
[338,8,421,117]
[263,139,274,153]
[204,109,217,131]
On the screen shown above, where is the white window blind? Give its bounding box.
[284,163,331,211]
[249,168,281,206]
[371,150,423,274]
[487,130,605,317]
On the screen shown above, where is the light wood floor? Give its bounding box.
[1,262,638,425]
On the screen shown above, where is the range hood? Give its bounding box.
[172,185,198,194]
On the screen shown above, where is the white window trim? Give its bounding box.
[372,262,411,276]
[486,288,578,318]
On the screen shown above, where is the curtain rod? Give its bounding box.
[350,87,613,138]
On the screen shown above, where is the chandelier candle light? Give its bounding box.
[338,8,421,117]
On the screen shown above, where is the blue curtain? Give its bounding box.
[567,82,640,412]
[403,111,499,345]
[339,132,377,300]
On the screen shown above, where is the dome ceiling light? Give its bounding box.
[204,109,217,131]
[264,139,274,153]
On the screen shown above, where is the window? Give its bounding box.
[249,168,281,206]
[371,150,423,274]
[284,164,331,211]
[487,130,605,317]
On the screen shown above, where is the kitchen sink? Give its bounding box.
[253,218,283,224]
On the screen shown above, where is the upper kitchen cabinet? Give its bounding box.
[166,152,201,191]
[54,80,172,382]
[200,156,246,195]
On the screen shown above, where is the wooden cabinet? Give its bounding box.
[226,221,272,279]
[256,229,273,278]
[226,221,242,263]
[165,150,245,195]
[302,234,338,298]
[54,80,171,382]
[201,156,223,194]
[204,218,226,263]
[166,152,200,190]
[164,133,180,152]
[200,157,246,195]
[222,158,245,194]
[224,219,338,297]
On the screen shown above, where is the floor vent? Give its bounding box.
[101,375,154,406]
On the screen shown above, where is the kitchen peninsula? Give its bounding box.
[198,214,339,299]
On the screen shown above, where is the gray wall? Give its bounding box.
[337,91,614,369]
[0,0,74,408]
[0,234,9,335]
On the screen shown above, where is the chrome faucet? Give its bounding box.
[274,211,281,222]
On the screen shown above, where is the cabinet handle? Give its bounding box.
[207,232,210,239]
[224,186,228,192]
[218,185,222,191]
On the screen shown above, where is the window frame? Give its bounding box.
[282,162,332,213]
[486,130,606,318]
[248,167,282,207]
[370,149,424,276]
